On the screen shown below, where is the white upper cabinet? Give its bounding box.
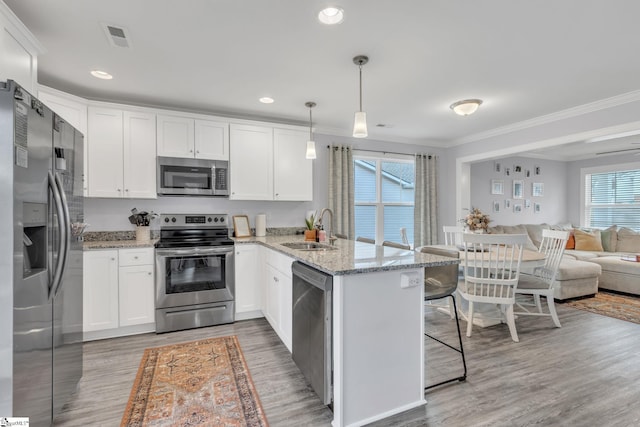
[157,114,229,160]
[230,124,312,201]
[273,128,313,201]
[87,106,156,199]
[229,124,274,200]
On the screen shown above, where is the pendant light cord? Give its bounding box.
[309,107,313,140]
[358,64,363,112]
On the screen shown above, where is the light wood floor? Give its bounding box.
[54,300,640,426]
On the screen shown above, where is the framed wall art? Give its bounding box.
[513,203,523,213]
[491,179,504,195]
[534,203,541,213]
[493,200,501,213]
[532,182,544,197]
[513,180,524,199]
[232,215,251,237]
[505,199,511,209]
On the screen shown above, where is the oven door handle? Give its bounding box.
[156,247,233,257]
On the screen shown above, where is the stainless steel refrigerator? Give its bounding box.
[0,80,83,425]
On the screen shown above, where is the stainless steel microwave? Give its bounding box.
[157,156,229,196]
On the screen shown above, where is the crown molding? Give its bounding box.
[451,89,640,146]
[0,2,45,54]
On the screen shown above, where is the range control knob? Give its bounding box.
[214,217,219,222]
[164,217,169,223]
[171,217,177,223]
[207,217,212,222]
[219,217,225,223]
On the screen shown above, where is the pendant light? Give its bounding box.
[352,55,369,138]
[305,102,317,159]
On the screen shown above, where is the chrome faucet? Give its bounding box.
[318,208,336,244]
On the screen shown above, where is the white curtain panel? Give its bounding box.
[328,145,355,239]
[414,154,438,247]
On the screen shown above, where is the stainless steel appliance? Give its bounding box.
[157,156,229,197]
[292,261,333,406]
[0,80,83,423]
[155,213,235,333]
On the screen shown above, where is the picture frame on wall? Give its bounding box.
[494,161,502,173]
[505,167,511,176]
[514,203,523,213]
[493,200,501,213]
[513,180,524,199]
[514,164,523,174]
[534,165,542,175]
[525,199,531,209]
[534,203,541,213]
[491,179,504,195]
[505,199,511,209]
[525,169,531,178]
[532,182,544,197]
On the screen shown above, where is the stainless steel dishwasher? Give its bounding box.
[292,261,333,406]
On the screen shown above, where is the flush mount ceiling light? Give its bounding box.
[90,70,113,80]
[352,55,369,138]
[318,7,344,25]
[305,102,317,160]
[259,97,274,104]
[450,99,483,116]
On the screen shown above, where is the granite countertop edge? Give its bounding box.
[83,239,158,250]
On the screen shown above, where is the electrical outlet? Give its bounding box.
[400,272,421,289]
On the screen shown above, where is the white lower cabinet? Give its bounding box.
[234,244,263,319]
[83,247,155,340]
[264,248,294,352]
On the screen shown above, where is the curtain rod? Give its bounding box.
[326,145,433,158]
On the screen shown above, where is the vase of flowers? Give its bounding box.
[461,207,491,233]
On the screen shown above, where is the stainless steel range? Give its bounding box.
[154,213,235,333]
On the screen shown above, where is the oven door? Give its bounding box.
[155,246,234,309]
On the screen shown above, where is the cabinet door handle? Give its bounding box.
[110,258,115,261]
[273,277,279,282]
[125,189,129,192]
[148,272,152,276]
[134,256,139,259]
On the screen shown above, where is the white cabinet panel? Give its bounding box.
[273,128,313,201]
[229,124,274,200]
[265,264,282,331]
[119,264,154,327]
[235,245,262,317]
[87,107,124,198]
[123,111,156,199]
[195,119,229,160]
[156,114,194,158]
[83,250,119,332]
[264,248,294,352]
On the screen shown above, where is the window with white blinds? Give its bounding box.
[354,155,415,244]
[584,167,640,230]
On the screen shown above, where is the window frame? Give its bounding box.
[353,151,415,244]
[580,161,640,230]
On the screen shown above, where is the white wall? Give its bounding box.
[84,133,445,232]
[470,156,567,226]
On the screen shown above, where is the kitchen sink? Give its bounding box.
[281,242,338,251]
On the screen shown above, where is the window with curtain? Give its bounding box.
[353,155,415,244]
[584,166,640,230]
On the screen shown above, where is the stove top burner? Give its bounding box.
[156,213,233,248]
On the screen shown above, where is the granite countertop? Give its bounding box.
[234,235,459,276]
[83,239,158,250]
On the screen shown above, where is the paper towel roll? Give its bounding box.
[255,214,266,237]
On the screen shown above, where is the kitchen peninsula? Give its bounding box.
[234,236,459,427]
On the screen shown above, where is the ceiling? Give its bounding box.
[6,0,640,157]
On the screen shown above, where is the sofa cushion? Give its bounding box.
[590,256,640,276]
[600,225,618,252]
[489,224,537,250]
[523,224,550,249]
[555,258,602,281]
[573,229,604,251]
[616,227,640,252]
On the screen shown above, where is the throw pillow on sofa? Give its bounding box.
[600,225,618,252]
[573,229,604,251]
[565,232,576,249]
[617,227,640,252]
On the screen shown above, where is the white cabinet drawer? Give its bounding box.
[119,248,154,266]
[266,249,294,276]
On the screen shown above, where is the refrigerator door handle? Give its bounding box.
[53,172,71,298]
[48,171,67,301]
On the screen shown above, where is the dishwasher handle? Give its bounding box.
[291,261,333,292]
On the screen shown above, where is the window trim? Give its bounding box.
[580,160,640,228]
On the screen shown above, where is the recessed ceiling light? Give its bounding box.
[90,70,113,80]
[259,97,274,104]
[318,7,344,25]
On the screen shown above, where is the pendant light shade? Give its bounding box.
[305,102,317,159]
[352,55,369,138]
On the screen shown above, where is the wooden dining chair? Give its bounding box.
[356,236,375,244]
[514,229,569,328]
[457,233,527,342]
[443,225,464,246]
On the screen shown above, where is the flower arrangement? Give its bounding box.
[461,207,491,231]
[128,208,158,227]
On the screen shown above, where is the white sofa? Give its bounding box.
[486,224,640,300]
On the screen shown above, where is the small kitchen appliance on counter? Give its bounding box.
[154,213,235,333]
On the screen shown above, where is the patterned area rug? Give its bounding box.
[565,291,640,324]
[121,335,268,426]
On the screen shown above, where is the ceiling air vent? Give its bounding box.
[101,23,132,48]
